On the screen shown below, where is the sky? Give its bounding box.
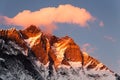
[0,0,120,74]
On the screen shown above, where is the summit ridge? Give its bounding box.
[0,25,119,80]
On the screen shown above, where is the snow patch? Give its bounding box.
[52,38,71,66]
[0,39,5,49]
[58,64,70,69]
[84,60,92,68]
[94,63,104,70]
[35,60,49,68]
[83,51,89,56]
[69,62,82,68]
[9,41,27,56]
[25,33,42,47]
[0,58,5,62]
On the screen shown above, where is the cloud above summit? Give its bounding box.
[0,4,95,32]
[81,43,96,53]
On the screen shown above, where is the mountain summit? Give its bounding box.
[0,25,119,80]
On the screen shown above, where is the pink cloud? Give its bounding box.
[104,36,116,42]
[0,4,95,33]
[81,43,96,53]
[99,21,104,27]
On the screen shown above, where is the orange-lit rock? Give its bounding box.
[0,28,28,52]
[0,25,111,71]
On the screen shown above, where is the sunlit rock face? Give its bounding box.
[0,28,28,52]
[0,25,119,80]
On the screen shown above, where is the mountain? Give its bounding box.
[0,25,119,80]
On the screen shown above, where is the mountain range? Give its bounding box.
[0,25,119,80]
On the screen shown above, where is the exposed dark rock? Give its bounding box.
[0,52,44,80]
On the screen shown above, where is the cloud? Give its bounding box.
[0,4,95,33]
[81,43,90,52]
[0,16,9,24]
[81,43,96,53]
[99,21,104,27]
[104,36,116,42]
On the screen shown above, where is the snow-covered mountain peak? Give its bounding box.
[0,25,120,80]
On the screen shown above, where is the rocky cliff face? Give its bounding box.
[0,25,119,80]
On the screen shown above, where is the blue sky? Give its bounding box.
[0,0,120,74]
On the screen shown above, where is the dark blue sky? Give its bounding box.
[0,0,120,74]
